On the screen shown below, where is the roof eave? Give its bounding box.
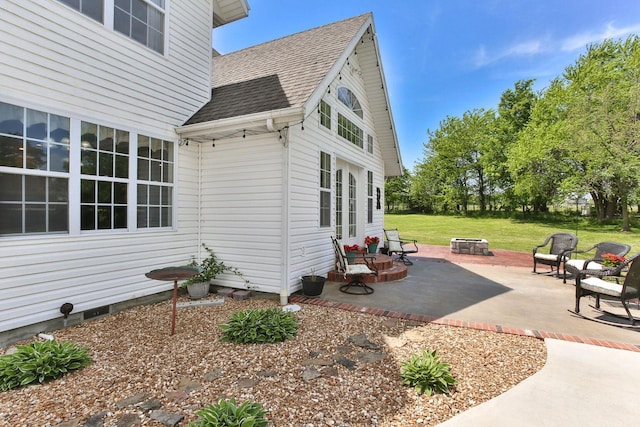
[175,106,304,139]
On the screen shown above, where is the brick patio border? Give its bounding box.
[289,294,640,353]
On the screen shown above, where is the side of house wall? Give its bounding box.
[196,133,285,295]
[0,0,211,336]
[286,51,386,292]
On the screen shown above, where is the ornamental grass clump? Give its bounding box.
[189,398,268,427]
[400,350,456,396]
[219,307,298,344]
[0,340,91,391]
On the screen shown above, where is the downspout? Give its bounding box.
[197,142,203,256]
[280,124,291,304]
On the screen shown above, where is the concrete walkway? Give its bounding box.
[290,245,640,426]
[438,339,640,427]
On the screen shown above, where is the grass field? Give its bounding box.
[384,213,640,254]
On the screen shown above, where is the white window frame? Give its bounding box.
[320,151,331,228]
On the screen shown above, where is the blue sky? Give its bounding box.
[213,0,640,170]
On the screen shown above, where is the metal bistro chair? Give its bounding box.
[572,253,640,328]
[563,242,631,284]
[331,237,378,295]
[384,228,419,265]
[532,232,578,278]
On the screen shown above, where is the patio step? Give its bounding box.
[327,254,408,283]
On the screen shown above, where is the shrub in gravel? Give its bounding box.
[400,349,456,396]
[219,307,298,344]
[190,398,268,427]
[0,340,91,391]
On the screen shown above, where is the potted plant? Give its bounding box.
[183,243,249,299]
[343,244,360,264]
[300,269,326,297]
[364,236,380,254]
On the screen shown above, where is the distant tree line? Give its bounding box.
[386,36,640,231]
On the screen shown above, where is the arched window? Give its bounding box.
[337,87,363,118]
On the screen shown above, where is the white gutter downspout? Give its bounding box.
[280,123,291,305]
[197,142,203,257]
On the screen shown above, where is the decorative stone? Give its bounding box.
[116,393,150,409]
[116,413,141,427]
[347,334,381,350]
[237,378,260,388]
[149,410,184,427]
[203,368,224,382]
[82,412,107,427]
[139,399,162,412]
[302,358,334,366]
[177,377,200,393]
[354,352,387,363]
[334,356,356,370]
[302,367,322,382]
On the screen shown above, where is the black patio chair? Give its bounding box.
[573,252,640,328]
[563,242,631,283]
[532,232,578,278]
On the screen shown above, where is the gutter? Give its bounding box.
[175,107,304,139]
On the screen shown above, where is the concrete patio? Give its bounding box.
[294,244,640,347]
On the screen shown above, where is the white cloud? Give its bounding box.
[561,22,640,51]
[473,39,546,68]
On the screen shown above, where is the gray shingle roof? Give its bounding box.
[185,13,371,125]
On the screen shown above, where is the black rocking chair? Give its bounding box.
[572,253,640,329]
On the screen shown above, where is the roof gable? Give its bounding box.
[186,13,370,124]
[180,12,403,176]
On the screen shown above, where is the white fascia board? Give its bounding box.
[175,107,304,139]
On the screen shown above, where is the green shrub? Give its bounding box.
[190,398,268,427]
[219,307,298,344]
[400,350,456,396]
[0,340,91,391]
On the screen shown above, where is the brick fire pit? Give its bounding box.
[450,238,489,256]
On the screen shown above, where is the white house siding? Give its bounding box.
[0,0,212,134]
[286,53,386,291]
[195,133,285,294]
[0,0,214,334]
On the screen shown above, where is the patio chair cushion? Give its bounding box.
[345,264,375,275]
[534,253,569,262]
[581,277,623,297]
[565,259,603,271]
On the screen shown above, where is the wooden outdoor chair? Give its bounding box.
[572,252,640,328]
[331,237,378,295]
[384,228,419,265]
[563,242,631,283]
[532,232,578,278]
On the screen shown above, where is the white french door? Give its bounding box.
[335,159,361,241]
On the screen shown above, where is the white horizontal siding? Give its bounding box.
[0,0,212,134]
[194,134,285,294]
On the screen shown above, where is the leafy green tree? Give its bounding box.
[417,109,496,212]
[507,79,573,212]
[561,36,640,230]
[495,80,538,209]
[384,167,412,212]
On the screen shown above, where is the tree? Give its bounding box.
[562,36,640,230]
[384,167,412,212]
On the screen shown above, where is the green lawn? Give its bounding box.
[384,213,640,254]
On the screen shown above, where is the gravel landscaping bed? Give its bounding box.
[0,296,546,426]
